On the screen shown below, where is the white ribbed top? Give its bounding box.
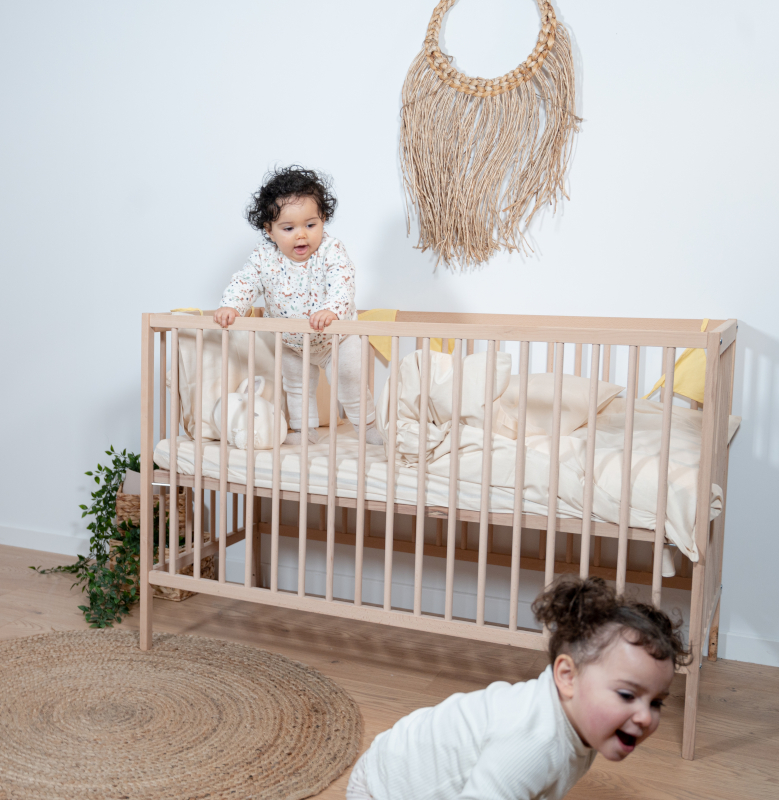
[363,665,595,800]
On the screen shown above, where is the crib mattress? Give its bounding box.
[154,409,728,560]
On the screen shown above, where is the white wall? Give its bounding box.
[1,1,776,665]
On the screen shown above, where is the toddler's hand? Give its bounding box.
[309,310,338,331]
[214,307,238,328]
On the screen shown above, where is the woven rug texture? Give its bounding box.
[0,630,362,800]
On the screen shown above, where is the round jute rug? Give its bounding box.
[0,630,362,800]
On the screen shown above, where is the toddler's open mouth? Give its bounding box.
[615,730,637,751]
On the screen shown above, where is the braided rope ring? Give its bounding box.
[424,0,558,97]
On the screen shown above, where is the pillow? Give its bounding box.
[496,373,625,439]
[169,312,336,440]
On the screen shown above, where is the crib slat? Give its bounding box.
[384,336,400,611]
[209,490,216,543]
[354,335,370,606]
[193,328,204,578]
[218,330,229,583]
[574,342,582,377]
[298,334,311,597]
[616,345,639,594]
[547,342,554,373]
[509,341,530,631]
[167,328,179,573]
[579,344,601,578]
[158,332,167,568]
[476,340,497,625]
[445,339,463,621]
[244,332,256,588]
[185,488,193,550]
[545,342,565,588]
[652,347,676,605]
[602,344,611,382]
[414,338,431,616]
[326,335,339,602]
[271,331,283,592]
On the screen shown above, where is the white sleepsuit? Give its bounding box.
[220,232,376,430]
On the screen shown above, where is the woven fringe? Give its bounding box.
[400,14,579,268]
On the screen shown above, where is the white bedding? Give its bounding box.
[154,399,733,561]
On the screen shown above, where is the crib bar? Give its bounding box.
[158,332,167,567]
[218,329,229,583]
[326,335,339,602]
[652,348,676,605]
[167,328,179,573]
[384,336,400,611]
[546,342,554,373]
[579,344,601,578]
[139,317,155,649]
[298,334,311,597]
[244,332,256,588]
[192,328,204,578]
[602,344,611,381]
[414,338,431,616]
[476,340,497,625]
[354,335,370,606]
[271,331,283,592]
[616,346,638,594]
[509,341,530,631]
[445,339,464,621]
[186,489,193,551]
[574,343,582,377]
[209,491,216,542]
[545,342,565,588]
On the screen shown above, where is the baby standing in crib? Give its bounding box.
[347,576,687,800]
[215,165,382,446]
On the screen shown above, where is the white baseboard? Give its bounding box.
[718,631,779,668]
[0,525,90,558]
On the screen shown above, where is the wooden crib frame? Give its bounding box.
[139,311,737,760]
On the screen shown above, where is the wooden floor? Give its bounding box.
[2,544,777,800]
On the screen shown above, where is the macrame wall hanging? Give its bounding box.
[400,0,579,268]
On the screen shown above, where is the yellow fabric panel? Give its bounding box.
[645,319,709,405]
[430,338,456,354]
[357,309,397,360]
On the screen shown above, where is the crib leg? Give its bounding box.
[682,654,701,760]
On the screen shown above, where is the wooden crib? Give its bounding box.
[139,311,737,760]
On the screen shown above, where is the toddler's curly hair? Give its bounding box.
[532,575,690,669]
[246,165,337,241]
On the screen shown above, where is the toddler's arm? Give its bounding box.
[220,246,265,321]
[320,239,356,323]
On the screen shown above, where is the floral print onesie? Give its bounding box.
[220,231,357,355]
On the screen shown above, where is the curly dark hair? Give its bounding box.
[246,165,337,241]
[532,576,690,669]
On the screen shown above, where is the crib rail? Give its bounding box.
[140,311,737,759]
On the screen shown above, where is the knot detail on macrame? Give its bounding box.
[423,0,558,97]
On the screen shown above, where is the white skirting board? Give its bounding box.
[719,632,779,669]
[0,525,90,558]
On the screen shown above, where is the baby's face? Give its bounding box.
[562,638,674,761]
[265,195,324,262]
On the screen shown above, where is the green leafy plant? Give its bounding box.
[32,446,169,628]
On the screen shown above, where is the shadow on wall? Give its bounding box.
[721,321,779,665]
